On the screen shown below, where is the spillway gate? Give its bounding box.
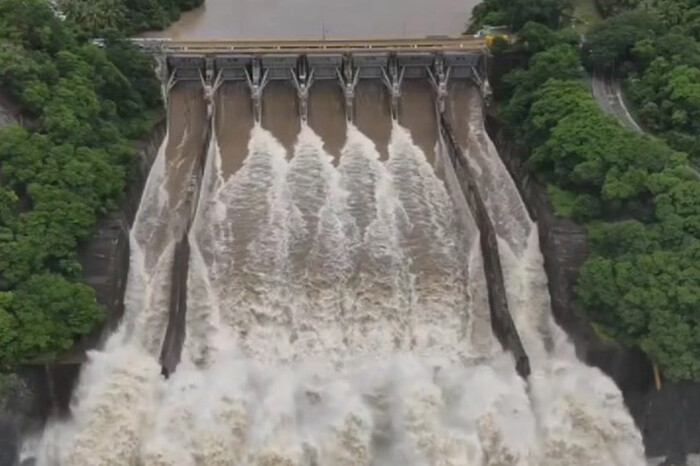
[143,37,491,121]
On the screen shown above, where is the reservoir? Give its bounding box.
[143,0,481,39]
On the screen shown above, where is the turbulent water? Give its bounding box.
[30,88,646,465]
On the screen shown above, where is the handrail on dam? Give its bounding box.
[153,36,491,121]
[123,37,488,54]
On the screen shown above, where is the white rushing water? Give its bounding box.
[31,91,646,465]
[462,91,645,465]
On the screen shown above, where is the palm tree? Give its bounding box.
[58,0,126,37]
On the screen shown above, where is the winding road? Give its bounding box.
[591,69,641,132]
[592,69,700,179]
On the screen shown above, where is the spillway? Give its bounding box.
[27,69,645,465]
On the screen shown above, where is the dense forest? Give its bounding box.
[0,0,199,369]
[585,0,700,164]
[58,0,204,37]
[475,0,700,381]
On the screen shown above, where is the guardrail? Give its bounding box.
[93,37,487,54]
[163,38,486,53]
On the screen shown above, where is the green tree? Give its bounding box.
[0,0,73,53]
[58,0,127,38]
[0,0,198,372]
[579,246,700,381]
[477,0,700,383]
[0,293,17,364]
[11,275,103,359]
[584,10,662,70]
[595,0,642,18]
[523,79,598,148]
[501,44,583,132]
[472,0,573,31]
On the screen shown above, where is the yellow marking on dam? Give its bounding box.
[155,37,487,54]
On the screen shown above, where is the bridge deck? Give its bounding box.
[155,37,486,54]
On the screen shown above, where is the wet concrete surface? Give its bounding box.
[216,82,255,177]
[134,83,207,356]
[444,79,476,150]
[261,81,301,155]
[158,83,209,248]
[308,81,347,159]
[355,80,392,160]
[399,79,438,165]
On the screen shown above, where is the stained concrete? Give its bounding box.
[355,80,392,160]
[308,81,347,159]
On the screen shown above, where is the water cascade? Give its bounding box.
[28,80,645,465]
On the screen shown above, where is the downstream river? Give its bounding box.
[144,0,481,39]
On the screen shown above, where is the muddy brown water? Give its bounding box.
[145,0,481,40]
[216,82,254,177]
[157,0,481,166]
[163,83,208,239]
[307,81,347,159]
[399,79,438,165]
[261,81,301,155]
[212,79,444,168]
[354,80,392,160]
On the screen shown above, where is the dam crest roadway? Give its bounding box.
[144,36,492,123]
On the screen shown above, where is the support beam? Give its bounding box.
[291,55,315,122]
[245,57,269,123]
[337,53,360,122]
[165,70,177,100]
[427,53,451,114]
[200,58,222,118]
[381,53,404,120]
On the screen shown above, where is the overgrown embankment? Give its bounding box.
[473,0,700,458]
[584,0,700,165]
[475,0,700,387]
[0,0,201,376]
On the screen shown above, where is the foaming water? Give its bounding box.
[32,96,645,465]
[463,92,645,465]
[34,93,206,464]
[132,123,538,465]
[35,127,182,465]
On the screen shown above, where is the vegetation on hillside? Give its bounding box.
[470,0,574,31]
[58,0,204,37]
[584,0,700,162]
[593,0,641,17]
[480,0,700,380]
[0,0,174,367]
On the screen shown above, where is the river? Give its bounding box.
[144,0,481,40]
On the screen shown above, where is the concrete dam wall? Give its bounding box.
[18,43,648,465]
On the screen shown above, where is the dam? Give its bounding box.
[25,38,645,465]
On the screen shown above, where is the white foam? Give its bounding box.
[32,101,645,466]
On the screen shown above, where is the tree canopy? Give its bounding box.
[471,0,574,31]
[584,1,700,161]
[486,1,700,381]
[57,0,204,36]
[0,0,175,367]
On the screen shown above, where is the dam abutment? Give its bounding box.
[439,116,531,379]
[159,103,213,376]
